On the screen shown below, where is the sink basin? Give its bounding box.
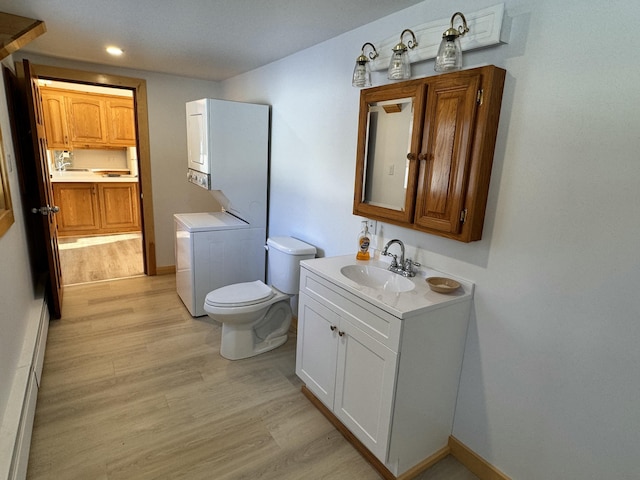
[340,264,415,293]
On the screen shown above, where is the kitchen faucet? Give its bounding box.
[54,153,72,171]
[55,160,71,171]
[381,239,420,277]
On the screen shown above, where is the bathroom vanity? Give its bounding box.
[296,255,473,478]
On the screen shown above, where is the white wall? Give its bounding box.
[0,57,42,436]
[221,1,640,478]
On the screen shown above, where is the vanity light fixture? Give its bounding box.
[352,42,379,88]
[434,12,469,72]
[387,29,418,81]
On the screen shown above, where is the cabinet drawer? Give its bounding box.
[300,268,401,351]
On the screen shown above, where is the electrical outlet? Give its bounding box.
[367,219,377,236]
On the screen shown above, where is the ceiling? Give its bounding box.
[1,0,424,82]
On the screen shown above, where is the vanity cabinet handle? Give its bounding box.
[330,325,337,331]
[406,153,416,161]
[338,331,345,337]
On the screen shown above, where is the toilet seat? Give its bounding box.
[205,280,275,308]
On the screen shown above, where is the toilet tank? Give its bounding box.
[267,236,316,294]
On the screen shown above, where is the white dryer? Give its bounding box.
[174,212,265,317]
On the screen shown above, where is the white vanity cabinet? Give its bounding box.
[297,292,398,460]
[295,257,473,478]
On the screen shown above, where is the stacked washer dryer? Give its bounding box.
[175,98,269,317]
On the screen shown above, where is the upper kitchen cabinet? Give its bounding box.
[40,87,136,150]
[353,65,506,242]
[106,97,136,146]
[65,92,109,147]
[40,91,71,150]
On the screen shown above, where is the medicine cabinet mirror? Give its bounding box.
[353,66,506,242]
[354,83,425,225]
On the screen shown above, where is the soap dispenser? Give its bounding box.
[356,221,371,260]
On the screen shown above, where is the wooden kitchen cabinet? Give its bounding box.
[353,65,506,242]
[106,98,136,146]
[40,87,136,149]
[40,91,71,149]
[52,183,100,235]
[98,183,140,231]
[65,92,109,147]
[53,182,140,236]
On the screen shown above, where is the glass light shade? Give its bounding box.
[435,35,462,72]
[352,59,371,87]
[388,49,410,80]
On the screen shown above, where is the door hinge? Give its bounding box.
[476,89,484,105]
[460,209,467,223]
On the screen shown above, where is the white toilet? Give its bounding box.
[204,236,316,360]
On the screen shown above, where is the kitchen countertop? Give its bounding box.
[300,254,474,319]
[50,170,138,183]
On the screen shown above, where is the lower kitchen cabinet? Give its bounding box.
[98,183,140,231]
[53,182,140,236]
[296,264,472,478]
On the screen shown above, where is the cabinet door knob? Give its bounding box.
[418,153,428,161]
[330,325,337,331]
[338,330,345,337]
[406,153,416,161]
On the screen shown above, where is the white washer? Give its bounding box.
[174,212,265,317]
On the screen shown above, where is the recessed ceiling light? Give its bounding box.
[106,46,124,56]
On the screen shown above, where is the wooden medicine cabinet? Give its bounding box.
[353,65,506,242]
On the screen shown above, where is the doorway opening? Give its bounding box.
[38,78,146,285]
[30,63,157,285]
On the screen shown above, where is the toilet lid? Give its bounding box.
[205,280,275,307]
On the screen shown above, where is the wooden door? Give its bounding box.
[19,59,64,318]
[106,97,136,146]
[414,73,480,234]
[66,93,108,147]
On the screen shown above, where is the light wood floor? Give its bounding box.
[27,274,478,480]
[58,233,144,285]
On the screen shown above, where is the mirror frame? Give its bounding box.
[0,127,14,237]
[353,81,426,225]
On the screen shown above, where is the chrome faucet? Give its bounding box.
[381,239,420,277]
[381,239,405,267]
[55,160,71,171]
[54,153,72,171]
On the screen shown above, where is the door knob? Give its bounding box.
[31,205,60,215]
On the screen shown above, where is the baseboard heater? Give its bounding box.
[0,286,49,480]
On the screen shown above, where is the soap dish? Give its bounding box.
[426,277,461,294]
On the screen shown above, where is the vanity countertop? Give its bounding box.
[300,255,474,319]
[50,170,138,183]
